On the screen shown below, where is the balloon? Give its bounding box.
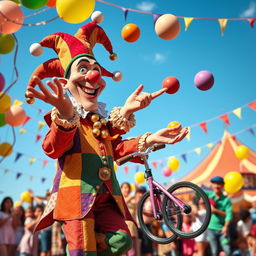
[0,1,24,34]
[162,167,172,177]
[46,0,56,7]
[0,93,11,113]
[162,76,180,94]
[134,171,145,184]
[56,0,95,24]
[0,72,5,92]
[194,71,214,91]
[121,24,140,43]
[0,34,15,54]
[235,145,249,160]
[14,201,22,208]
[20,191,32,203]
[167,157,180,171]
[224,171,244,194]
[21,0,47,10]
[0,142,13,157]
[155,14,180,40]
[167,121,182,134]
[4,105,27,127]
[0,113,6,127]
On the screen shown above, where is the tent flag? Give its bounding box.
[232,107,242,119]
[248,128,255,136]
[29,157,36,165]
[16,172,22,179]
[207,143,214,149]
[153,13,161,25]
[19,128,26,134]
[184,17,194,31]
[220,114,230,125]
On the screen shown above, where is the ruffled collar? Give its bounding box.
[70,97,108,118]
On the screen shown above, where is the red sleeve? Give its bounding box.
[42,112,77,159]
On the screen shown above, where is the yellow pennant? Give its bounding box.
[29,157,36,165]
[19,128,27,134]
[186,127,191,141]
[207,143,214,149]
[13,99,23,106]
[38,121,46,131]
[194,147,202,155]
[218,19,228,36]
[184,17,194,31]
[232,108,242,119]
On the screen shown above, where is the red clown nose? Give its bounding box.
[86,70,101,84]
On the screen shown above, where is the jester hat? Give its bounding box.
[26,11,121,103]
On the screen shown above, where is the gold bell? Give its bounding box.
[109,53,117,61]
[93,121,102,129]
[26,97,35,104]
[91,114,100,123]
[100,118,107,126]
[92,128,101,137]
[101,129,109,139]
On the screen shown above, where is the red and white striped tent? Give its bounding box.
[181,131,256,211]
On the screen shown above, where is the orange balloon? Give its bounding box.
[5,105,26,127]
[168,121,182,134]
[121,24,140,43]
[0,1,24,34]
[155,14,180,40]
[46,0,56,7]
[0,142,13,157]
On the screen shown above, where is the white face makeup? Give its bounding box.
[65,56,106,111]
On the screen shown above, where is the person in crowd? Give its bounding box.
[18,205,43,256]
[237,210,253,239]
[231,237,251,256]
[12,204,25,256]
[249,197,256,225]
[0,196,16,256]
[205,176,233,256]
[51,221,66,256]
[121,182,139,256]
[247,234,256,256]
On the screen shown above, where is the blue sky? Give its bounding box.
[0,0,255,203]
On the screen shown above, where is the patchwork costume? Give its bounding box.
[26,14,146,256]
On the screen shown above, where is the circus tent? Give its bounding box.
[181,131,256,211]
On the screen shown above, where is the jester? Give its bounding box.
[25,11,188,256]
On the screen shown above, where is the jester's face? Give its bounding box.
[65,56,106,111]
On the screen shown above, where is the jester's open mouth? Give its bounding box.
[77,83,99,97]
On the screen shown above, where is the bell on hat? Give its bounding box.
[26,11,122,104]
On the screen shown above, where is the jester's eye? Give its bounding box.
[79,67,87,73]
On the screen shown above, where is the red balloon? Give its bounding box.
[162,76,180,94]
[162,167,172,177]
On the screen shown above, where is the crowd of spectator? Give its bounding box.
[0,178,256,256]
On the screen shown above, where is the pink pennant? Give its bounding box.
[248,101,256,111]
[199,122,208,133]
[220,114,230,125]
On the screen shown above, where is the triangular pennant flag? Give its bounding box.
[23,116,31,125]
[13,99,23,106]
[248,101,256,111]
[41,177,46,183]
[158,159,164,167]
[38,109,43,115]
[218,19,228,36]
[29,157,36,165]
[42,160,48,168]
[220,114,230,125]
[19,128,27,134]
[151,161,158,170]
[153,13,161,25]
[248,128,255,136]
[16,172,22,179]
[4,169,10,174]
[36,134,42,143]
[231,134,236,140]
[135,165,140,172]
[248,18,256,28]
[181,154,187,163]
[14,152,23,162]
[186,126,191,141]
[184,17,194,31]
[38,121,46,131]
[124,166,129,174]
[206,143,214,149]
[194,147,202,155]
[232,107,242,119]
[199,122,208,133]
[121,7,128,20]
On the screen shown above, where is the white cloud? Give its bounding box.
[136,1,156,12]
[154,53,166,63]
[240,2,256,17]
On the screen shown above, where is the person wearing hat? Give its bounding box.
[205,176,233,256]
[25,12,188,256]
